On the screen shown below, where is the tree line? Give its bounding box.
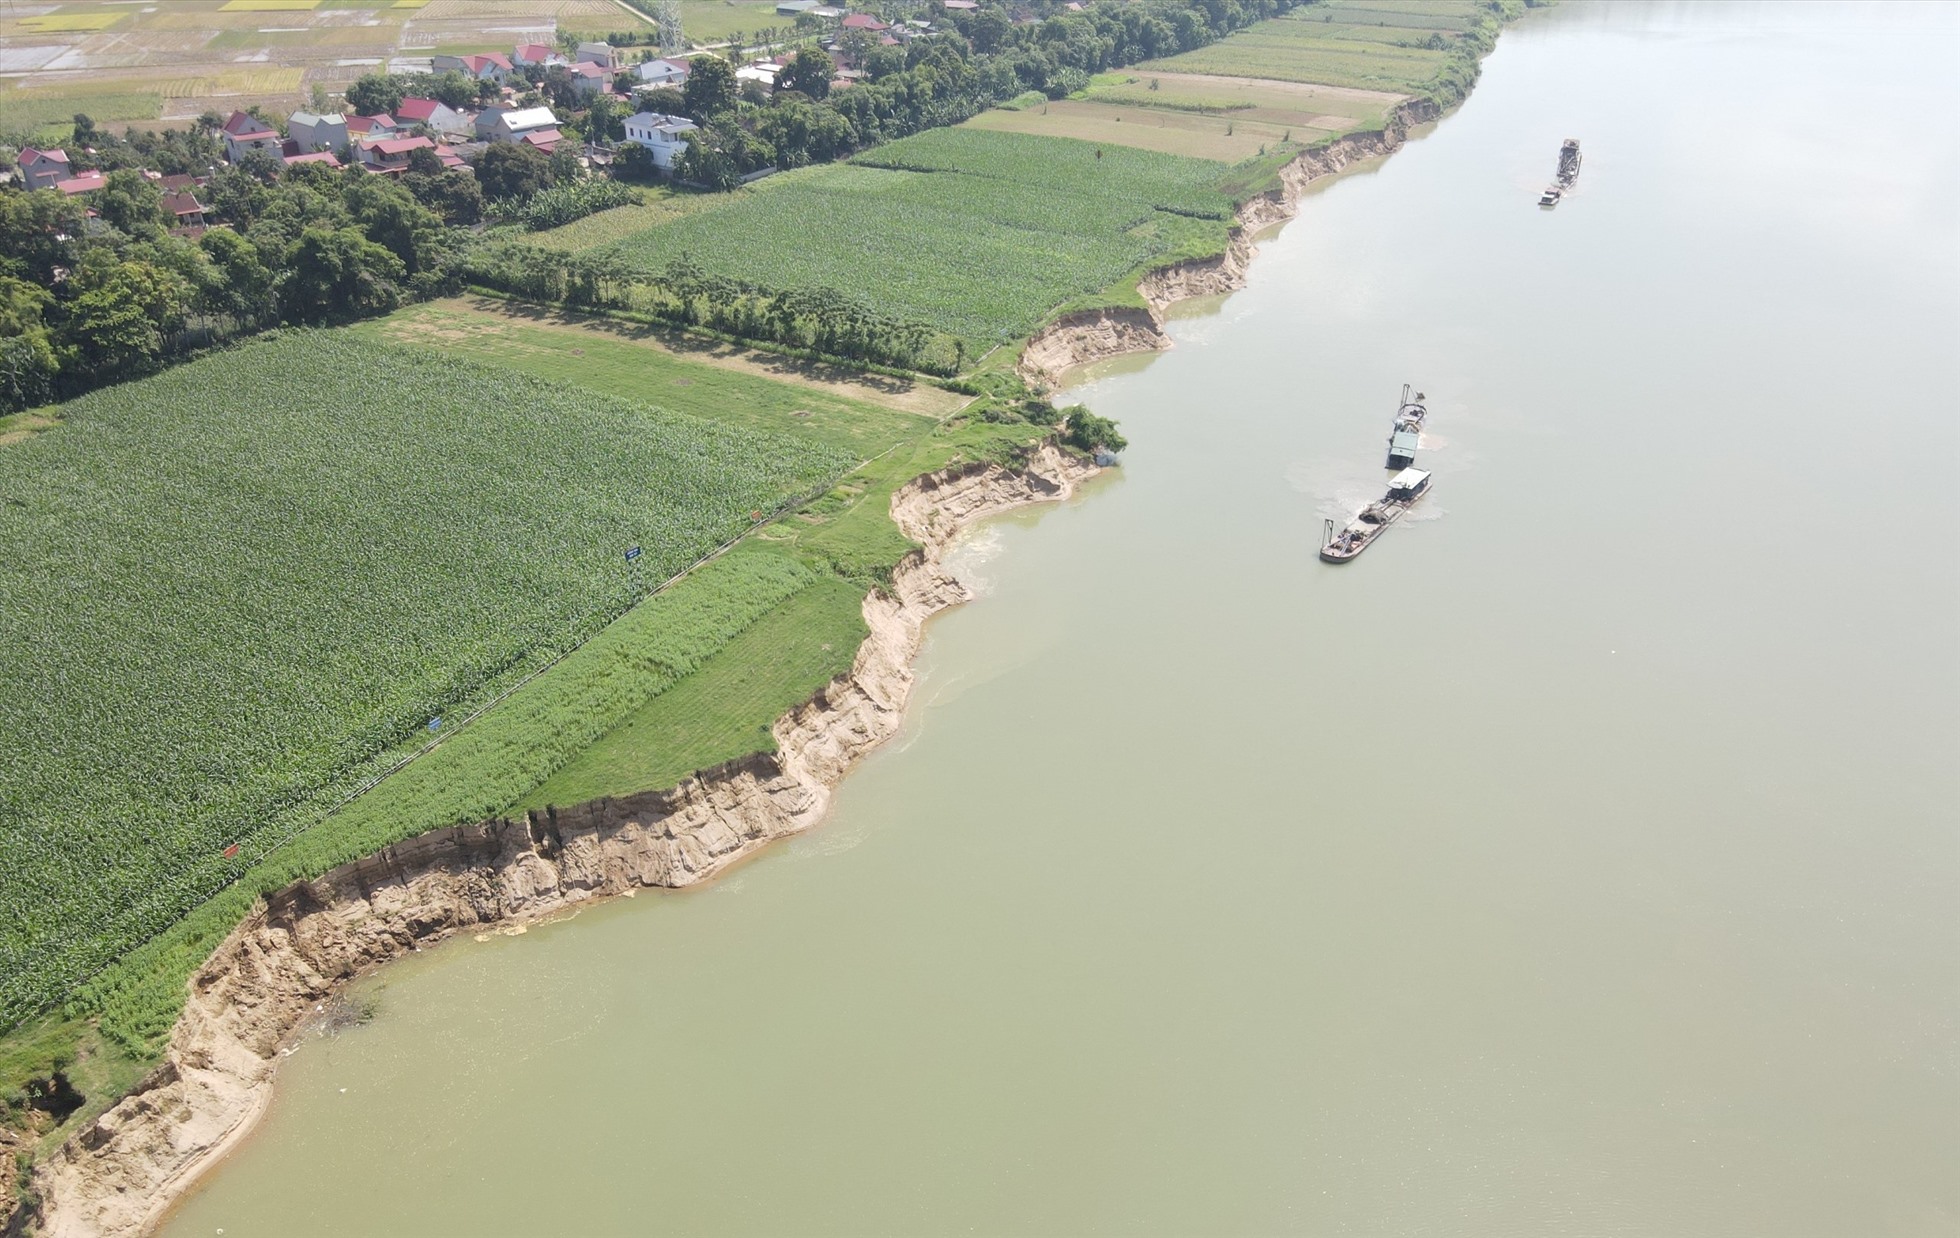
[463,243,963,374]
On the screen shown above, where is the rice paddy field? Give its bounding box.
[1139,0,1495,95]
[600,129,1235,352]
[0,331,851,1033]
[0,0,646,129]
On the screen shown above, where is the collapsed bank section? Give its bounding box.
[1,0,1523,1208]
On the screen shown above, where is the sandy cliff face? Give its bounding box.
[1018,100,1440,387]
[22,444,1096,1238]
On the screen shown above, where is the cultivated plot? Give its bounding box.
[0,332,849,1029]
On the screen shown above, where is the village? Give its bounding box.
[7,6,967,223]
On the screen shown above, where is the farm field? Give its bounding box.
[22,322,1035,1077]
[965,97,1334,164]
[0,331,850,1033]
[0,0,646,130]
[1084,70,1400,131]
[600,128,1235,353]
[1139,0,1494,95]
[676,0,787,45]
[353,298,952,455]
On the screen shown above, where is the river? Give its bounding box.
[163,4,1959,1234]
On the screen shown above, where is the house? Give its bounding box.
[392,97,469,136]
[284,151,342,168]
[841,13,890,30]
[735,62,781,87]
[346,113,399,140]
[17,147,71,191]
[358,134,435,172]
[811,5,845,16]
[481,105,560,143]
[434,52,511,83]
[286,110,349,155]
[575,41,621,71]
[633,56,692,87]
[220,111,281,162]
[622,110,697,170]
[161,191,207,228]
[519,128,564,154]
[158,173,202,194]
[513,42,568,70]
[941,0,978,9]
[565,60,610,98]
[54,170,107,196]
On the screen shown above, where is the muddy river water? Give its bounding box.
[163,4,1958,1234]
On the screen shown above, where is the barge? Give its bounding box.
[1385,383,1428,469]
[1540,138,1581,206]
[1319,468,1432,563]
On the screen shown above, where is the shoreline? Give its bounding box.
[18,86,1454,1238]
[21,445,1097,1238]
[1017,98,1441,389]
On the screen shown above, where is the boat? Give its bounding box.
[1539,140,1581,206]
[1319,468,1432,563]
[1385,383,1428,468]
[1557,138,1582,185]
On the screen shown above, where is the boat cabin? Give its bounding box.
[1387,468,1430,501]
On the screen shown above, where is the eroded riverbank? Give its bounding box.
[1018,99,1440,388]
[22,447,1096,1238]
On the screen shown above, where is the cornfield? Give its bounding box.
[0,332,849,1031]
[599,129,1235,351]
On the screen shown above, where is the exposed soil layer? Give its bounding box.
[17,444,1097,1238]
[1017,99,1439,388]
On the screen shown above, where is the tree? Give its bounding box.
[547,144,584,185]
[56,260,186,383]
[405,168,484,224]
[427,70,478,111]
[776,47,834,100]
[639,86,686,115]
[0,190,86,284]
[1063,406,1127,454]
[95,169,170,237]
[585,93,624,142]
[198,228,275,324]
[475,142,554,199]
[613,142,659,182]
[279,226,405,323]
[681,54,737,119]
[345,72,408,117]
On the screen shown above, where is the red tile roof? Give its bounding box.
[161,191,206,216]
[283,151,342,167]
[20,147,69,165]
[514,43,556,62]
[221,110,274,137]
[393,97,443,122]
[841,12,889,28]
[520,128,563,147]
[54,171,106,195]
[368,135,435,156]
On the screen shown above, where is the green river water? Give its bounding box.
[163,3,1958,1234]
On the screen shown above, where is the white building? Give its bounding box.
[622,111,698,170]
[633,57,693,87]
[576,41,622,71]
[482,105,561,143]
[286,110,348,155]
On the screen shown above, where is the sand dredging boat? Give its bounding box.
[1321,385,1436,564]
[1319,467,1432,563]
[1386,384,1427,469]
[1539,138,1582,206]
